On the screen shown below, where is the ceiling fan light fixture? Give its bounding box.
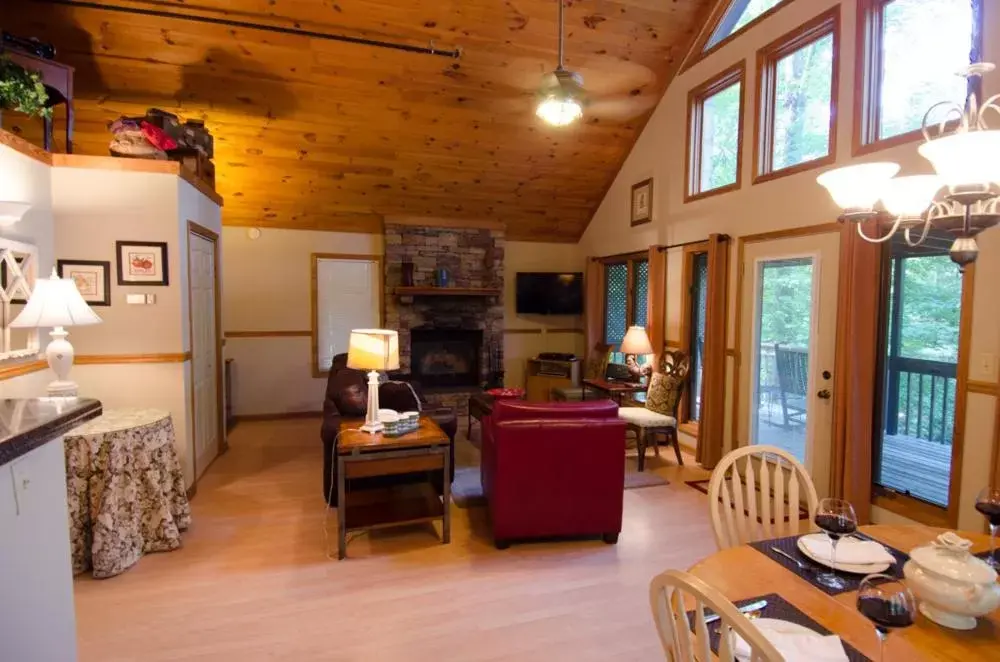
[536,94,583,127]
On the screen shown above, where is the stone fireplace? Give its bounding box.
[383,223,504,415]
[410,328,482,388]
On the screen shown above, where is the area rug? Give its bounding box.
[451,456,669,508]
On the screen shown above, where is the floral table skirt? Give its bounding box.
[65,410,191,578]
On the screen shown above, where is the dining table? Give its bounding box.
[687,524,998,661]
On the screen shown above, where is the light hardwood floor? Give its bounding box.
[74,418,714,661]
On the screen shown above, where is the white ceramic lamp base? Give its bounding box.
[359,369,383,434]
[45,327,79,397]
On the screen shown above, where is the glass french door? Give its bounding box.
[737,231,840,497]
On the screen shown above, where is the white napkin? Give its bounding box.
[734,620,848,662]
[801,535,895,565]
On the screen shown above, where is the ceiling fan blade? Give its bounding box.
[587,95,659,122]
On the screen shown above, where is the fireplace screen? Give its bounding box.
[411,328,482,388]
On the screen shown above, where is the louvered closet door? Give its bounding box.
[189,230,219,481]
[315,257,381,373]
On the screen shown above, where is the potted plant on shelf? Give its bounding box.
[0,53,51,118]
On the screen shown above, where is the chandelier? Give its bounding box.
[816,63,1000,270]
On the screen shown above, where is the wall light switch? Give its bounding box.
[980,353,997,381]
[145,293,156,304]
[126,293,146,305]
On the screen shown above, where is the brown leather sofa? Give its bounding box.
[320,354,458,506]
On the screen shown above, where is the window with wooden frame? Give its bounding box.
[603,254,649,364]
[854,0,982,156]
[753,6,840,184]
[684,0,792,73]
[686,62,746,202]
[679,243,710,426]
[870,232,972,527]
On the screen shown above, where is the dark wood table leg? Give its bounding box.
[337,455,348,560]
[442,445,451,544]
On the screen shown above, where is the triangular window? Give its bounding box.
[705,0,785,50]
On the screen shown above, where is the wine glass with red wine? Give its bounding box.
[814,497,857,589]
[856,574,916,662]
[975,486,1000,568]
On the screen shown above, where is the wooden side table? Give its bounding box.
[582,378,647,405]
[336,417,451,559]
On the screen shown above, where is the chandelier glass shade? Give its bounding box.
[816,63,1000,269]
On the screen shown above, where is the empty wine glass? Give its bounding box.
[856,574,916,662]
[975,486,1000,568]
[813,497,858,589]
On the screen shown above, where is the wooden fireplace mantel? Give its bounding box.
[393,286,501,298]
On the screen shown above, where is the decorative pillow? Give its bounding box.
[645,371,684,417]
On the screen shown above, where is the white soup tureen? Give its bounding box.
[902,532,1000,630]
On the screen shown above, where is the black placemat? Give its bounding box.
[686,593,871,661]
[749,534,909,596]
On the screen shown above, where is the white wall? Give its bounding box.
[579,0,1000,529]
[0,438,78,662]
[503,241,586,388]
[51,165,222,488]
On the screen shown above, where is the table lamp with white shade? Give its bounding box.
[11,268,102,397]
[619,325,654,380]
[347,329,400,434]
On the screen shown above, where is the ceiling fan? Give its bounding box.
[533,0,657,127]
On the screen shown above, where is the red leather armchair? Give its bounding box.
[481,399,626,548]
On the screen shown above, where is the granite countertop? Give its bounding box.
[0,398,102,466]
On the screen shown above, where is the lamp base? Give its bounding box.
[45,327,79,398]
[46,380,79,398]
[360,369,383,435]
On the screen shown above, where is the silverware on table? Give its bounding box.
[703,599,768,625]
[770,546,813,572]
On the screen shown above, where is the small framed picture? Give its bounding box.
[116,241,169,286]
[631,178,653,226]
[57,259,112,306]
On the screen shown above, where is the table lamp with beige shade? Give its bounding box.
[619,325,654,380]
[11,268,102,397]
[347,328,400,434]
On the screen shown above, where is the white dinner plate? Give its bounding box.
[731,619,828,662]
[796,534,892,575]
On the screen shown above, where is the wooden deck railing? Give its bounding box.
[884,356,956,444]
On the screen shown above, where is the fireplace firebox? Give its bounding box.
[411,328,482,389]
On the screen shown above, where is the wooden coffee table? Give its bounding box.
[336,417,451,559]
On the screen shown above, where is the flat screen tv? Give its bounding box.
[515,272,584,315]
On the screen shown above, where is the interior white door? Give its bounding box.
[737,231,839,497]
[315,258,381,373]
[189,231,219,481]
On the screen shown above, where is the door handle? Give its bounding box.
[817,389,831,399]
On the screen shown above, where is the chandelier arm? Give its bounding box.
[856,215,904,244]
[921,101,966,140]
[978,93,1000,128]
[903,218,933,247]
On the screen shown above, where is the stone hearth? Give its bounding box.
[383,223,504,416]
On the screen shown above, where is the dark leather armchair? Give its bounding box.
[320,354,457,506]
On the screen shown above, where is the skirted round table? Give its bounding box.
[65,408,191,578]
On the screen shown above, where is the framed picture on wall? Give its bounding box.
[116,241,169,286]
[631,178,653,226]
[57,259,112,306]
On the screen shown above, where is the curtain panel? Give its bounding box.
[584,258,604,356]
[695,233,730,469]
[647,246,667,369]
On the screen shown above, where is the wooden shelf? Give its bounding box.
[393,286,501,297]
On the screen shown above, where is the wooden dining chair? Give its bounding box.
[707,445,819,551]
[649,570,782,662]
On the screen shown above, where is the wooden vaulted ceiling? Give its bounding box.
[2,0,711,241]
